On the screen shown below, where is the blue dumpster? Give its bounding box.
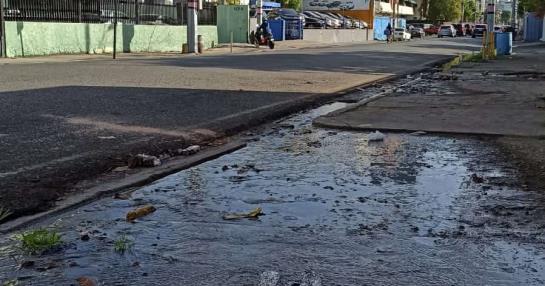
[268,19,285,41]
[495,32,512,55]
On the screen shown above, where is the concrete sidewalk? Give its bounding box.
[314,45,545,137]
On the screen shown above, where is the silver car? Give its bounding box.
[438,25,456,38]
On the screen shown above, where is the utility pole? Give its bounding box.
[113,0,118,59]
[0,0,6,58]
[511,0,517,28]
[257,0,262,25]
[187,0,199,53]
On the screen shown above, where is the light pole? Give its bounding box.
[0,0,6,58]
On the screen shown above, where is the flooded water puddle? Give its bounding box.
[2,102,545,285]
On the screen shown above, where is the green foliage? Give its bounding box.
[518,0,545,16]
[18,229,62,255]
[113,235,134,254]
[280,0,302,10]
[499,10,512,24]
[428,0,462,22]
[463,0,478,22]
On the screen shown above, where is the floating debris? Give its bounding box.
[126,205,157,222]
[223,207,263,220]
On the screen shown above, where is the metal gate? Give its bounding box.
[217,5,248,44]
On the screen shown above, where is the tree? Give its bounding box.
[462,0,477,22]
[280,0,302,10]
[499,10,511,24]
[419,0,429,19]
[518,0,545,16]
[428,0,462,22]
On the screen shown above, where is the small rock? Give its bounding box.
[222,165,229,171]
[132,261,140,267]
[128,154,161,168]
[411,226,419,232]
[142,272,148,277]
[279,123,295,129]
[307,141,322,148]
[69,261,79,267]
[112,166,130,172]
[19,260,35,268]
[471,174,484,184]
[80,232,90,241]
[368,131,385,142]
[77,277,97,286]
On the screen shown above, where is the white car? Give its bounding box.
[393,28,411,41]
[438,25,456,38]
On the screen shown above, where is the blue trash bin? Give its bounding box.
[268,19,285,41]
[495,32,513,55]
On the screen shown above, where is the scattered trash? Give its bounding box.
[222,207,264,220]
[128,154,161,168]
[112,166,130,172]
[126,205,156,222]
[410,131,427,136]
[77,276,97,286]
[178,145,201,156]
[113,192,132,200]
[258,271,280,286]
[368,131,385,142]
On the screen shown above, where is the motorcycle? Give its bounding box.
[249,26,275,49]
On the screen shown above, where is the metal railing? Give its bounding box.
[2,0,217,25]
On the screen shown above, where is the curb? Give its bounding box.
[0,141,246,234]
[0,56,452,234]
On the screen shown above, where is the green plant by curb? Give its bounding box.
[0,206,12,223]
[113,235,134,254]
[17,229,62,255]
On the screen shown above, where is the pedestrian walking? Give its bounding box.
[384,23,393,43]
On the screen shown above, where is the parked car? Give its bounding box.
[410,27,425,38]
[394,28,411,41]
[304,11,340,28]
[452,24,466,36]
[424,25,439,35]
[438,25,456,38]
[302,14,326,28]
[343,15,362,28]
[268,8,302,22]
[339,1,355,9]
[472,24,487,38]
[326,1,342,8]
[324,12,351,28]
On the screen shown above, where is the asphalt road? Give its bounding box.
[0,37,482,218]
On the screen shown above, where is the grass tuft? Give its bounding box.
[18,229,62,255]
[113,235,134,254]
[0,206,12,222]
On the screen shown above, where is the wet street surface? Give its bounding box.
[2,88,545,285]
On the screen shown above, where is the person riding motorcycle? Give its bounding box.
[255,18,272,41]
